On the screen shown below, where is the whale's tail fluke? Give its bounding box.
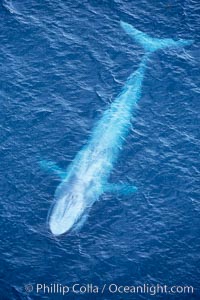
[120,21,193,53]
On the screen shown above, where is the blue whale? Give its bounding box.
[41,22,193,236]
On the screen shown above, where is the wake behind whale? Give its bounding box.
[41,21,193,236]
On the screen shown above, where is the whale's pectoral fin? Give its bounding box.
[104,183,137,195]
[39,160,66,180]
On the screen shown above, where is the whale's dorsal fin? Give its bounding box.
[104,183,137,195]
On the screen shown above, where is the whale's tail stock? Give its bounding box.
[120,21,193,53]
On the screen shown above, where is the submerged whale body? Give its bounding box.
[41,22,193,236]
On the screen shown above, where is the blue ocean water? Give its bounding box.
[0,0,200,299]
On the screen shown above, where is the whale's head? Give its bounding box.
[49,186,86,236]
[48,169,100,236]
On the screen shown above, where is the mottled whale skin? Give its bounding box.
[41,22,192,236]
